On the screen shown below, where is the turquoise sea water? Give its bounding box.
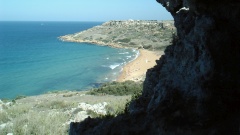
[0,22,138,99]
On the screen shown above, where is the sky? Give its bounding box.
[0,0,173,21]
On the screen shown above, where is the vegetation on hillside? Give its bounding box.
[0,81,143,135]
[87,81,143,116]
[87,80,143,96]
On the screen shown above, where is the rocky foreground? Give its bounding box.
[60,20,176,51]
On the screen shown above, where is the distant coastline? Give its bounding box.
[59,20,175,50]
[59,20,174,81]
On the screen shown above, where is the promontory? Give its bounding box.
[59,20,176,51]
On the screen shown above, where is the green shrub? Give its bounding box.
[143,45,153,49]
[102,39,109,43]
[46,90,72,94]
[62,93,74,97]
[105,103,127,116]
[116,38,131,43]
[14,95,26,100]
[154,45,168,51]
[129,42,137,45]
[152,39,158,42]
[87,81,143,96]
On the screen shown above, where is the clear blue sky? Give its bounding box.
[0,0,172,21]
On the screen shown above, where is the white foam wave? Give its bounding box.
[128,50,140,63]
[119,52,129,54]
[109,64,120,70]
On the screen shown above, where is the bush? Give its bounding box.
[14,95,26,100]
[116,38,131,43]
[154,45,168,51]
[102,39,109,43]
[142,45,153,49]
[129,42,137,45]
[87,81,143,96]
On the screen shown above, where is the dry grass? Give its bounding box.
[0,90,130,135]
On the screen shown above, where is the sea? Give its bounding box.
[0,21,138,99]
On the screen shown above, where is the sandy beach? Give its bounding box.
[117,49,163,82]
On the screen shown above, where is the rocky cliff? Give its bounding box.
[70,0,240,134]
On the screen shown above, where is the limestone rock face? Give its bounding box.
[142,0,240,133]
[70,0,240,134]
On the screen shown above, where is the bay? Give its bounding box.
[0,21,137,99]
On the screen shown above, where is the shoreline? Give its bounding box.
[117,49,163,82]
[59,20,174,83]
[60,36,164,83]
[59,37,125,49]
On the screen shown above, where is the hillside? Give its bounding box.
[60,20,176,51]
[0,91,130,135]
[0,81,143,135]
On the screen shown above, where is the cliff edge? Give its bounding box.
[70,0,240,134]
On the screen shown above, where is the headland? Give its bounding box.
[60,20,175,50]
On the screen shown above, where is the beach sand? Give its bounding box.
[117,49,163,82]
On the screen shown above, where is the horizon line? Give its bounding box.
[0,19,174,22]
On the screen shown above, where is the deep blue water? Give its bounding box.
[0,21,138,99]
